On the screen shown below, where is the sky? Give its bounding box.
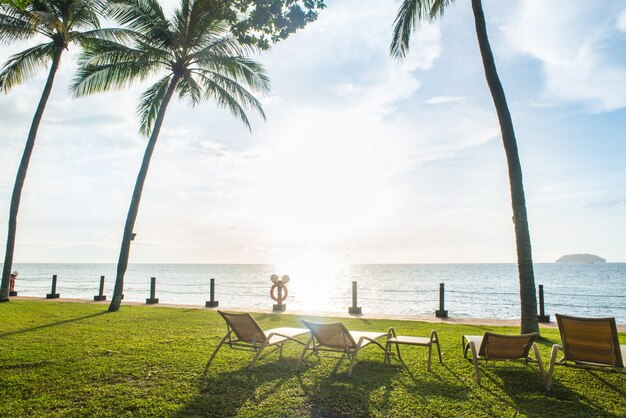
[1,0,626,265]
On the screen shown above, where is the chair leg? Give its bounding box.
[532,343,546,382]
[348,348,359,377]
[297,336,314,370]
[249,339,270,371]
[436,340,443,364]
[462,336,470,358]
[546,344,561,390]
[207,334,229,369]
[427,343,433,371]
[432,332,443,364]
[469,340,480,384]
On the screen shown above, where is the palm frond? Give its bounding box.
[193,54,270,95]
[194,69,267,131]
[137,75,171,136]
[0,11,37,43]
[0,42,55,92]
[72,40,164,96]
[108,0,172,48]
[390,0,453,60]
[72,27,138,47]
[176,71,202,106]
[66,0,101,31]
[390,0,420,60]
[72,59,160,96]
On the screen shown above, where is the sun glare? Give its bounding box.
[275,250,348,311]
[249,112,404,247]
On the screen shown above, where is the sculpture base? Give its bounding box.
[46,293,60,299]
[348,307,362,315]
[93,295,106,301]
[205,301,219,308]
[273,304,286,312]
[146,298,159,304]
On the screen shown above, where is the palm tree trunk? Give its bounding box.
[108,77,179,312]
[470,0,539,334]
[0,46,64,302]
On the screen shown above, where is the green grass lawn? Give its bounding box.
[1,301,624,417]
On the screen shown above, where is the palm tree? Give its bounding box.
[0,0,116,302]
[72,0,270,312]
[390,0,539,333]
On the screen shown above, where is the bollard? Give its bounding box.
[537,284,550,323]
[348,281,362,314]
[435,282,448,318]
[205,278,219,308]
[146,277,159,304]
[93,275,107,301]
[46,274,60,299]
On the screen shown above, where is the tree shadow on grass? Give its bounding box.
[295,356,399,417]
[0,311,107,338]
[492,367,614,417]
[174,358,307,417]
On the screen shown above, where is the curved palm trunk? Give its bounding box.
[0,46,64,302]
[108,77,179,312]
[471,0,539,334]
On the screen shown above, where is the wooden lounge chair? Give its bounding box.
[546,314,626,390]
[462,332,544,384]
[207,310,309,370]
[298,320,390,377]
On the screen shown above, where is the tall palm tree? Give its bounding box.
[391,0,539,333]
[0,0,115,302]
[72,0,270,312]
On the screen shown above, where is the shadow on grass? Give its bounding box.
[176,350,402,417]
[295,356,399,417]
[493,366,612,416]
[0,311,107,338]
[175,358,305,417]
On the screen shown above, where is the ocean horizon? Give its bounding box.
[6,262,626,323]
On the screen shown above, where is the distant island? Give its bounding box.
[556,254,606,263]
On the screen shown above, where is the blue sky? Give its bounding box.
[1,0,625,265]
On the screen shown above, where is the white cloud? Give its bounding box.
[618,8,626,31]
[425,96,466,105]
[502,0,626,113]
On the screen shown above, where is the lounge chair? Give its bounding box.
[462,332,544,384]
[207,310,309,370]
[546,314,626,390]
[297,320,390,376]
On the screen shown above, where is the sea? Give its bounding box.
[8,263,626,323]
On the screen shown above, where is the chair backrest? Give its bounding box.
[479,332,539,360]
[302,320,357,350]
[556,314,623,367]
[218,311,267,345]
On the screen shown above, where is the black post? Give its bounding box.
[205,278,219,308]
[146,276,159,304]
[435,282,448,318]
[46,274,60,299]
[348,281,362,314]
[537,284,550,323]
[93,275,107,301]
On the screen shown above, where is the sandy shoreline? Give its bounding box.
[10,295,626,331]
